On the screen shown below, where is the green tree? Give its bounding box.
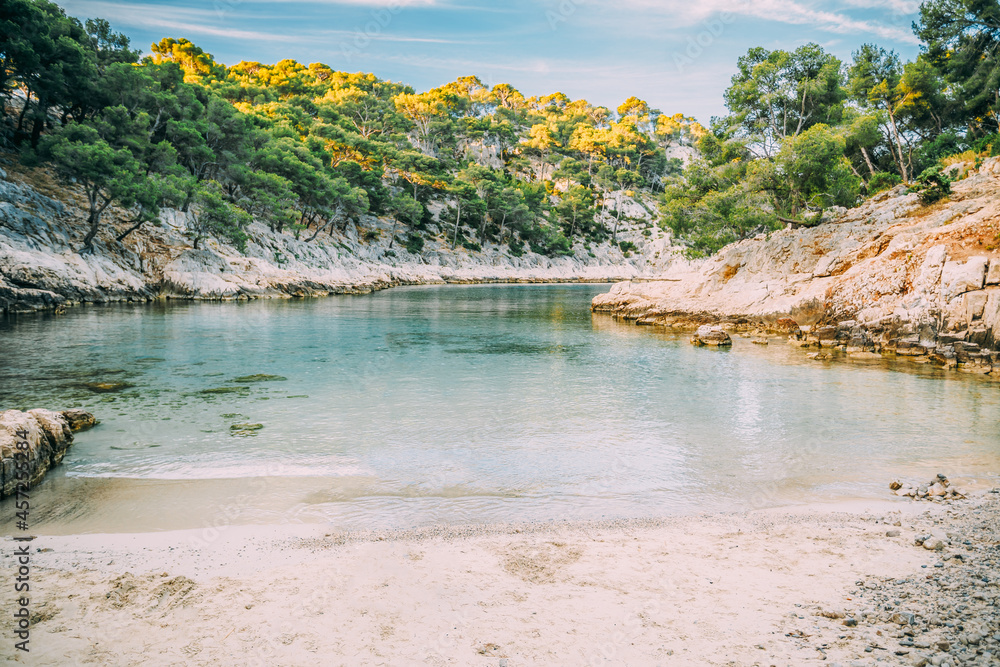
[191,181,251,250]
[916,0,1000,134]
[722,43,844,157]
[774,123,860,219]
[40,123,145,252]
[554,185,595,238]
[388,193,422,249]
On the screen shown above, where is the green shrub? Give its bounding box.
[913,166,952,205]
[404,233,424,254]
[867,172,901,195]
[507,238,524,257]
[461,240,482,252]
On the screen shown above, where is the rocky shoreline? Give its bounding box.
[0,409,96,498]
[787,488,1000,667]
[0,163,670,317]
[592,157,1000,380]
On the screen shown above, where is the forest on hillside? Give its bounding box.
[1,0,998,257]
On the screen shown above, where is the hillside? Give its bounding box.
[0,160,672,314]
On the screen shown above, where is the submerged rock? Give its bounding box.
[230,423,264,437]
[231,374,288,383]
[0,409,96,498]
[81,381,134,393]
[199,386,250,395]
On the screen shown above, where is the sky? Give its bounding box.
[57,0,925,123]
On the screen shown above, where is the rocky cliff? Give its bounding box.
[0,161,673,315]
[593,158,1000,376]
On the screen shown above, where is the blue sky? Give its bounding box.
[58,0,924,123]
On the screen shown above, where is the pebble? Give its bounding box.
[923,537,945,551]
[800,493,1000,666]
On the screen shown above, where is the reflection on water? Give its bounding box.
[1,284,998,535]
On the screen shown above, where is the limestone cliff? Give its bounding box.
[0,162,673,315]
[593,158,1000,375]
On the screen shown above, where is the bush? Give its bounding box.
[618,240,637,253]
[461,240,482,252]
[529,229,573,257]
[867,172,901,195]
[507,238,524,257]
[913,166,952,205]
[404,233,424,254]
[362,228,380,242]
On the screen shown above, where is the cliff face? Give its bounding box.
[593,158,1000,373]
[0,163,674,315]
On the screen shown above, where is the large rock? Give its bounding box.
[941,257,988,301]
[986,258,1000,286]
[691,325,733,347]
[0,409,94,498]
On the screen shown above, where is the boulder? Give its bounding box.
[964,291,989,323]
[0,409,95,498]
[941,257,988,301]
[690,325,732,347]
[986,258,1000,286]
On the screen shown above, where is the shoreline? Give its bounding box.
[2,494,996,665]
[0,276,625,322]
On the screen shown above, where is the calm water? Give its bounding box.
[1,284,998,534]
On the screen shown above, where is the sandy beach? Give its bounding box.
[4,493,998,666]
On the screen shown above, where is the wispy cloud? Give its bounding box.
[582,0,919,44]
[60,0,475,46]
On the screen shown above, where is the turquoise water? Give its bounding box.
[1,284,999,534]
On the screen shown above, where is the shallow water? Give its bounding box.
[1,284,998,534]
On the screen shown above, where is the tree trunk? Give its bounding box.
[886,110,908,182]
[30,108,45,148]
[79,192,109,253]
[307,216,335,242]
[116,217,146,243]
[612,193,622,242]
[860,146,877,176]
[16,89,31,133]
[451,201,462,249]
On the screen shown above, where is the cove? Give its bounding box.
[1,284,998,535]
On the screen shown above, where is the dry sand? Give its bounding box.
[4,497,982,666]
